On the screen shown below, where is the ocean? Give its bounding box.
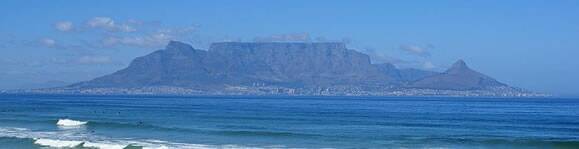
[0,94,578,149]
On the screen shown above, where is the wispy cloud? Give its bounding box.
[35,38,92,53]
[422,61,436,69]
[55,21,74,32]
[101,26,196,48]
[86,17,136,32]
[54,17,159,33]
[358,47,440,70]
[1,55,118,68]
[44,17,200,49]
[400,44,431,57]
[102,33,171,48]
[47,55,119,65]
[254,33,311,42]
[395,44,440,69]
[359,47,410,64]
[39,38,56,47]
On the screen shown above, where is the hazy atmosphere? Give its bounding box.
[2,1,579,149]
[1,0,578,95]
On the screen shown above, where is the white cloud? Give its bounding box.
[86,17,136,32]
[400,45,431,57]
[102,32,172,48]
[55,21,74,32]
[422,61,436,69]
[117,24,137,32]
[360,48,404,64]
[39,17,199,50]
[101,26,196,48]
[87,17,115,28]
[39,38,56,47]
[359,47,440,70]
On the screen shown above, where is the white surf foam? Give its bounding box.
[57,119,88,127]
[34,138,84,148]
[33,138,137,149]
[1,126,271,149]
[83,141,128,149]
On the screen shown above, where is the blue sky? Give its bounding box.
[1,0,578,95]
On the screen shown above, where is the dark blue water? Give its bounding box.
[0,94,578,149]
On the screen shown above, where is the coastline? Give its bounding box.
[1,87,551,98]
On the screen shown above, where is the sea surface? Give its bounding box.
[0,94,578,149]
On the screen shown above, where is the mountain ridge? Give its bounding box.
[72,41,416,89]
[60,41,542,96]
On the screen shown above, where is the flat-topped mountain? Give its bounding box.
[62,41,541,96]
[71,41,432,89]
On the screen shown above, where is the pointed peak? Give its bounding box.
[165,40,193,50]
[445,59,471,73]
[451,59,468,68]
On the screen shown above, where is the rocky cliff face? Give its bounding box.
[69,41,517,94]
[205,42,390,87]
[71,41,215,88]
[70,41,417,90]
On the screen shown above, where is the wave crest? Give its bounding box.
[34,138,134,149]
[34,138,84,148]
[57,119,88,127]
[0,127,268,149]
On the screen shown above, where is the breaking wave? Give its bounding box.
[34,139,84,148]
[0,127,268,149]
[56,118,88,127]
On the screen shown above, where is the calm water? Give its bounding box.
[0,94,578,149]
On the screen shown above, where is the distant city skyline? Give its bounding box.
[1,0,579,95]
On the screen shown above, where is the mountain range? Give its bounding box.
[50,41,542,96]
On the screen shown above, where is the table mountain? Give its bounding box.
[70,41,431,89]
[63,41,540,96]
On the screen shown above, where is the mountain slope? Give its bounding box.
[408,60,507,90]
[70,41,216,88]
[61,41,541,96]
[70,41,409,90]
